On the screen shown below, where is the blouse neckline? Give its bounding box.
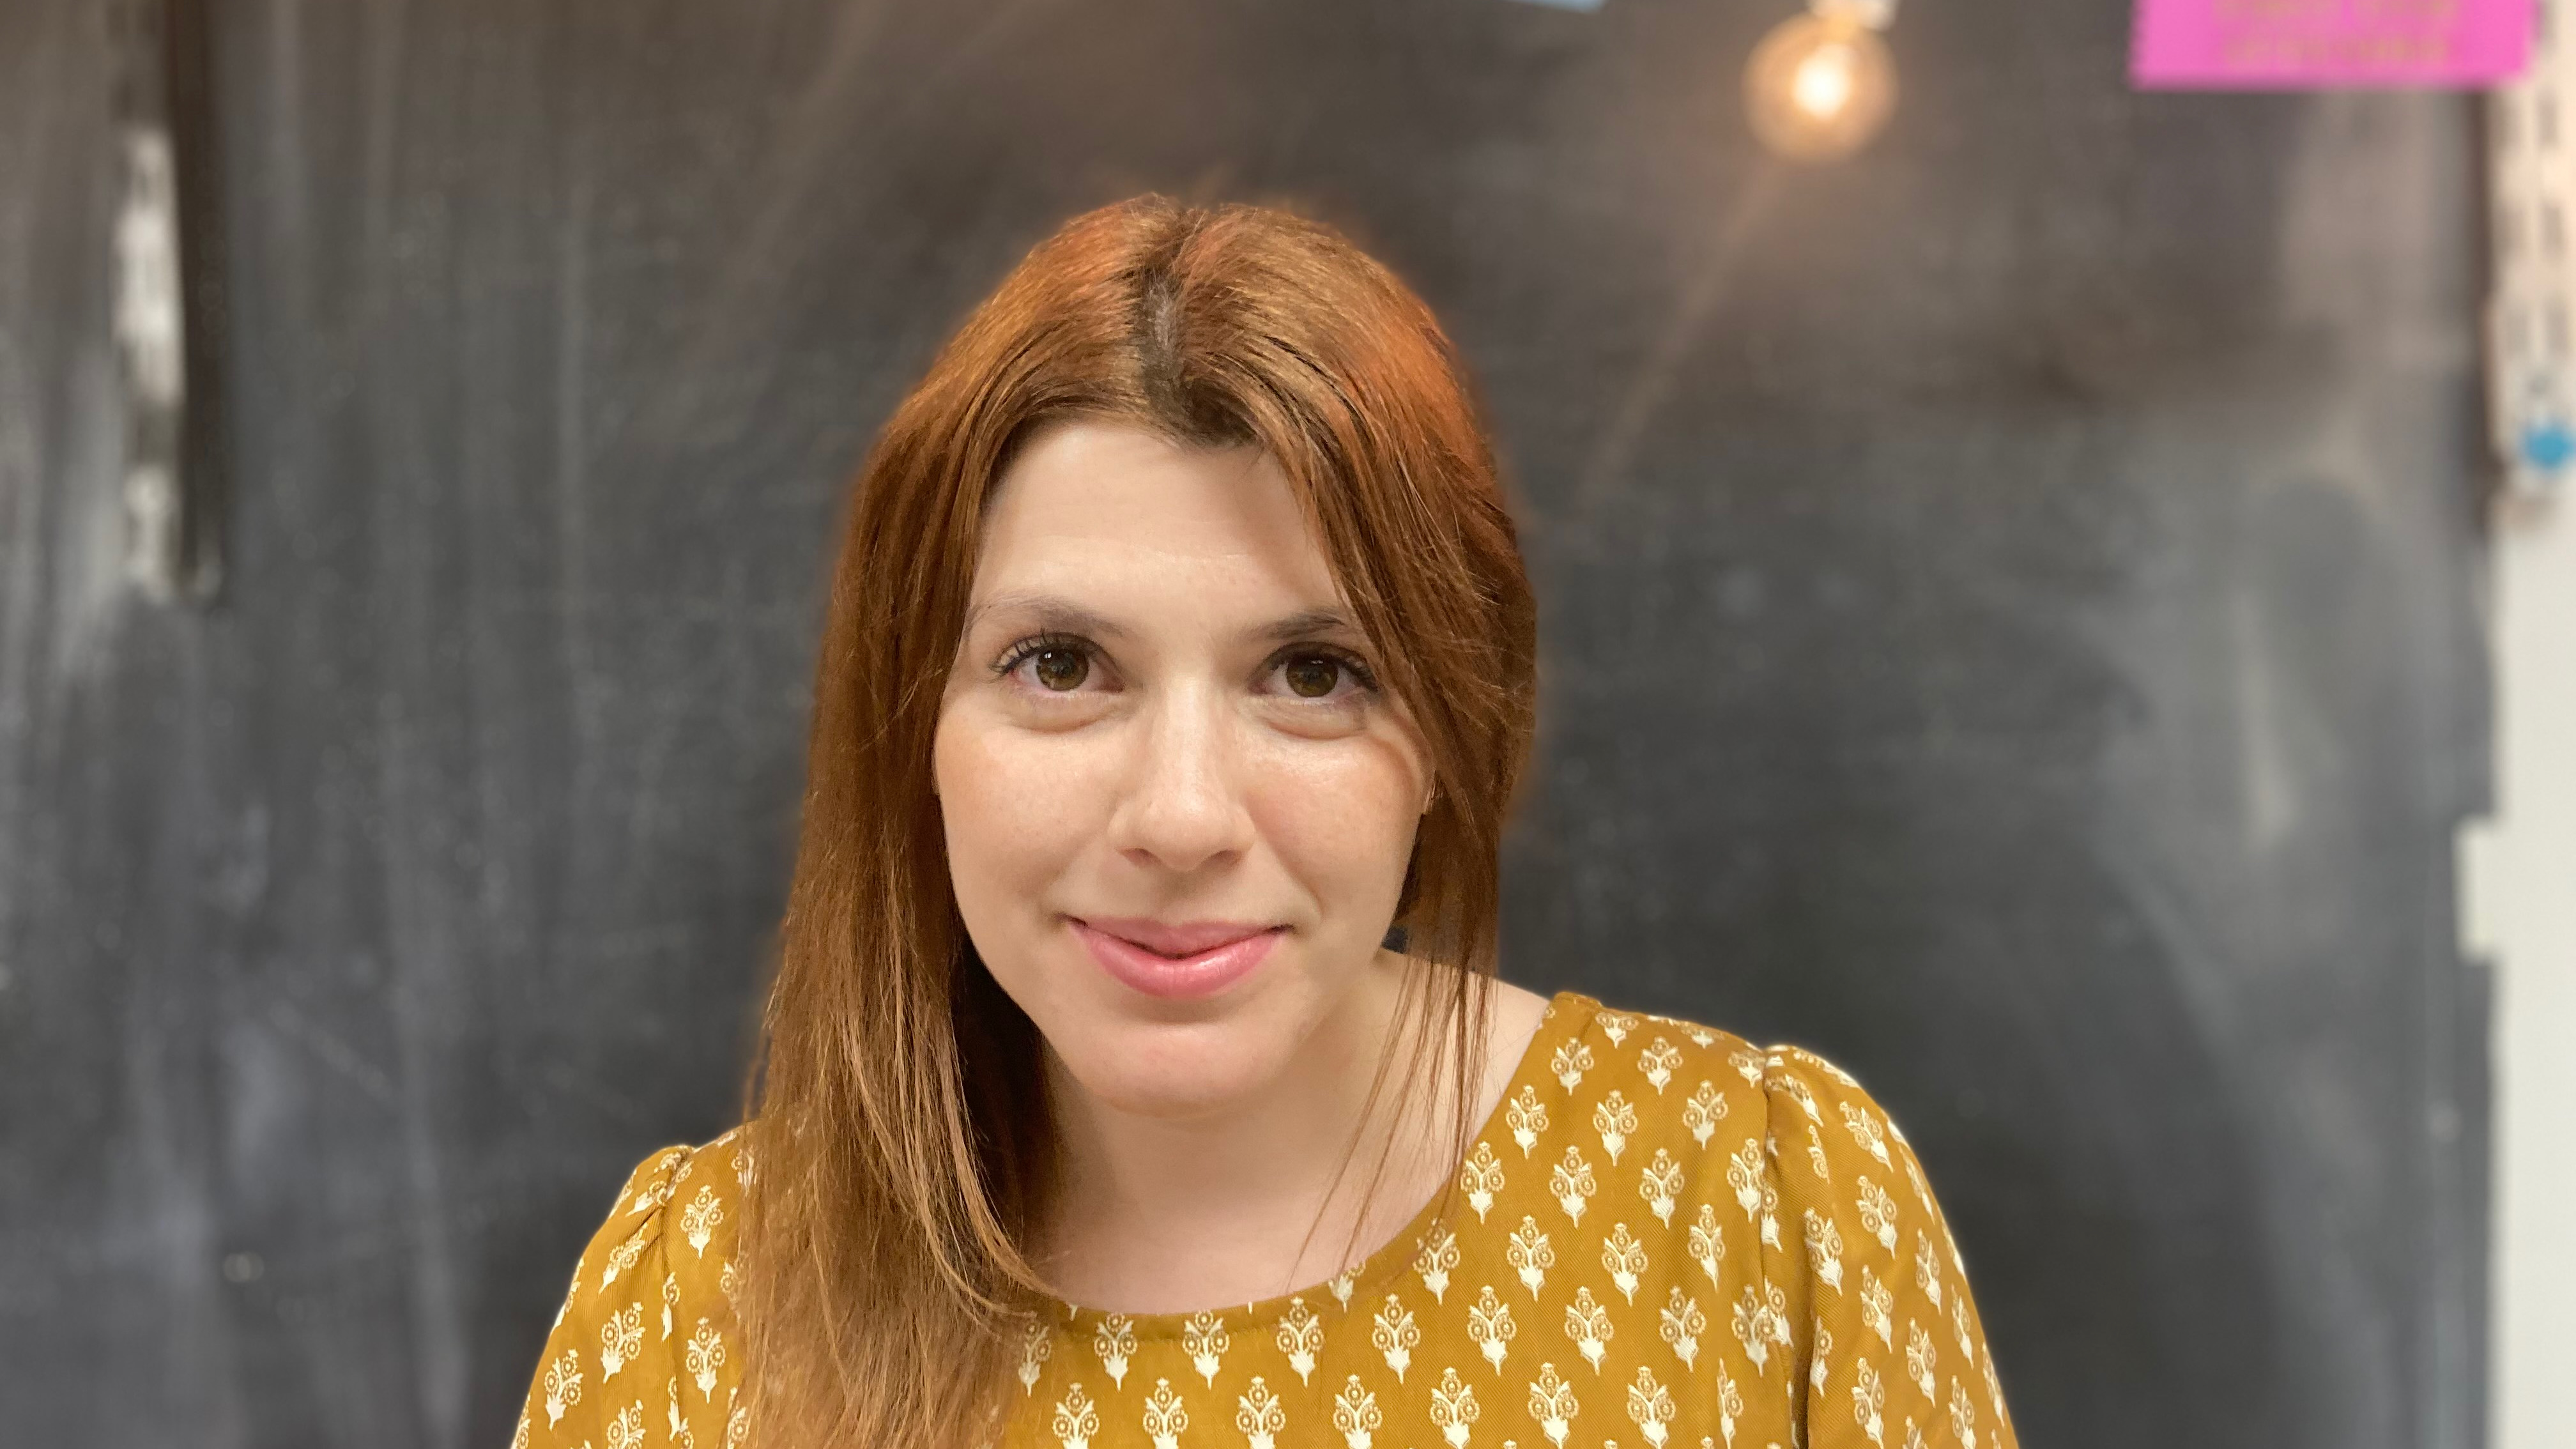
[1034,986,1600,1342]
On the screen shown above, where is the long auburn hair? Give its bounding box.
[738,194,1540,1447]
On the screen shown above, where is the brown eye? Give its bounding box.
[1283,654,1341,698]
[1032,648,1089,691]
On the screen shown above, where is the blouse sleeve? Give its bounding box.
[1762,1046,2019,1449]
[510,1142,743,1449]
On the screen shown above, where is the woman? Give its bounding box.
[516,195,2019,1449]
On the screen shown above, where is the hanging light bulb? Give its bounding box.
[1745,0,1899,163]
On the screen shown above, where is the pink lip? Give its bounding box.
[1071,917,1287,1000]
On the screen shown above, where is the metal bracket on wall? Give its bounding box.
[107,0,224,606]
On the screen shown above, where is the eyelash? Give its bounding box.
[990,631,1382,698]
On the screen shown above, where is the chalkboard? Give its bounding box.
[0,1,2488,1445]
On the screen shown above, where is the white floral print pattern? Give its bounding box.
[515,992,2018,1448]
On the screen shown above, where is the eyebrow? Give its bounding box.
[963,592,1367,647]
[1252,606,1367,645]
[963,592,1133,642]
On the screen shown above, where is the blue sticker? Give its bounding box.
[2519,418,2575,473]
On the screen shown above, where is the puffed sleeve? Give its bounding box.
[1763,1046,2018,1449]
[510,1140,746,1449]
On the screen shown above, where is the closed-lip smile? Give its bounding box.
[1070,916,1287,999]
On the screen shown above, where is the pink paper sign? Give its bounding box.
[2133,0,2533,88]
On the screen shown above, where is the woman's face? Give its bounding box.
[935,419,1434,1121]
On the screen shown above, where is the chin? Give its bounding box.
[1046,1001,1299,1120]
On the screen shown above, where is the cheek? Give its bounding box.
[1245,732,1426,918]
[933,710,1110,918]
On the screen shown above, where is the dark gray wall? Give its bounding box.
[0,1,2490,1446]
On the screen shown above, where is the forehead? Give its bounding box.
[971,420,1344,608]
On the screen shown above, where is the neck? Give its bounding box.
[1032,952,1473,1314]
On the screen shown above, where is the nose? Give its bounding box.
[1105,678,1254,877]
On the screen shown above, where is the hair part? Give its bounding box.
[737,193,1540,1448]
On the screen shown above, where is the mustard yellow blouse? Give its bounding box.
[515,991,2018,1449]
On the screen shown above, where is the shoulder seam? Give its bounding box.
[622,1143,696,1218]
